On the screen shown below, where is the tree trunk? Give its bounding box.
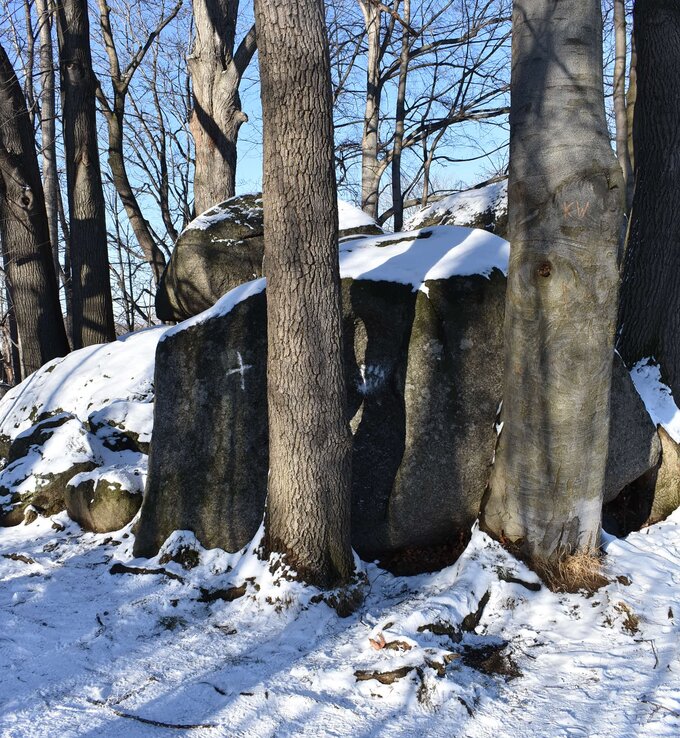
[57,0,115,348]
[189,0,256,214]
[614,0,633,213]
[391,0,410,232]
[481,0,623,561]
[359,0,382,219]
[618,0,680,399]
[0,44,70,378]
[36,0,61,281]
[254,0,354,588]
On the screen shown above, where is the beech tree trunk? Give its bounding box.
[481,0,623,561]
[618,0,680,399]
[254,0,354,588]
[57,0,115,348]
[0,44,70,378]
[189,0,257,214]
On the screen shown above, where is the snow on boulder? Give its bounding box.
[155,194,384,323]
[406,180,508,237]
[0,327,166,526]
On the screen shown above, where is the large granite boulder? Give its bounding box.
[136,227,508,559]
[136,224,666,560]
[156,196,383,322]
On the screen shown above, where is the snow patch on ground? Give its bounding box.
[1,514,679,737]
[630,359,680,442]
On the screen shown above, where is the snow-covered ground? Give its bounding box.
[0,512,679,737]
[1,225,679,737]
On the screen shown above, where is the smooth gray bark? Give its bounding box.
[254,0,354,588]
[618,0,680,399]
[189,0,256,214]
[57,0,115,348]
[0,43,70,378]
[481,0,623,560]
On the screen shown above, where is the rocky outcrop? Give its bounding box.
[136,250,507,559]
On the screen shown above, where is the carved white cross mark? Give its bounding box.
[226,351,253,390]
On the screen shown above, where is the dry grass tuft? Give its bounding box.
[531,548,609,594]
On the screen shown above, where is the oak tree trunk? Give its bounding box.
[254,0,354,588]
[481,0,623,561]
[57,0,115,348]
[189,0,256,214]
[0,44,70,378]
[618,0,680,399]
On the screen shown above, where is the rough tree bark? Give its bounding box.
[57,0,115,347]
[0,43,70,378]
[481,0,623,561]
[190,0,257,214]
[36,0,61,281]
[254,0,354,588]
[618,0,680,399]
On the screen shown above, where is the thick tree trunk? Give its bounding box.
[254,0,354,588]
[189,0,256,214]
[36,0,61,281]
[618,0,680,399]
[359,0,382,219]
[57,0,115,348]
[614,0,633,212]
[0,44,70,378]
[481,0,623,561]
